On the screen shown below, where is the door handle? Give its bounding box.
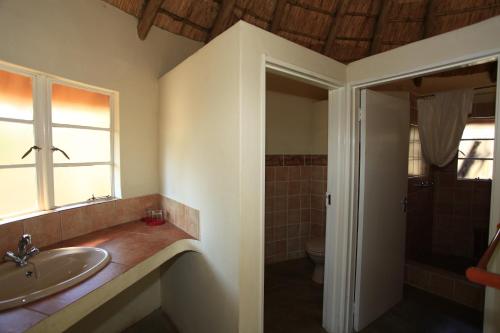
[400,197,408,213]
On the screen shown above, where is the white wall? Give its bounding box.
[347,16,500,333]
[158,26,241,333]
[0,0,202,198]
[266,91,327,154]
[158,21,345,333]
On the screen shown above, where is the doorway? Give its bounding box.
[263,70,329,332]
[354,61,497,332]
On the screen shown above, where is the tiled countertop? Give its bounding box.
[0,221,197,333]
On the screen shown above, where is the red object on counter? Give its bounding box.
[141,217,166,226]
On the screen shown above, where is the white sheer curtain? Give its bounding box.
[417,89,474,167]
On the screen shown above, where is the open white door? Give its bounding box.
[354,89,410,331]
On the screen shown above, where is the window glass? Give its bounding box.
[54,165,111,206]
[52,83,110,128]
[0,167,38,217]
[408,124,428,177]
[0,121,35,165]
[52,127,110,163]
[458,120,495,180]
[0,69,33,120]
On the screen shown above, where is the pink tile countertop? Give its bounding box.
[0,220,196,333]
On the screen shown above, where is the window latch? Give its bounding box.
[21,145,41,159]
[51,147,70,160]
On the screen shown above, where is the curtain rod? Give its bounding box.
[416,84,496,99]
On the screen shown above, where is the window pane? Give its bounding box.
[52,127,110,163]
[0,167,38,217]
[54,165,111,206]
[52,83,110,128]
[458,159,493,180]
[0,69,33,120]
[458,139,494,159]
[0,121,35,165]
[462,122,495,140]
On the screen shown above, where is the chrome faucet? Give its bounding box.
[3,234,40,267]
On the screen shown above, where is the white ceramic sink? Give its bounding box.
[0,247,110,311]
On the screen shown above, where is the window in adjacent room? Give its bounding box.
[458,118,495,180]
[408,124,428,177]
[0,63,117,219]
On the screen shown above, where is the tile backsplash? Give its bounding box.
[0,194,200,260]
[265,154,327,264]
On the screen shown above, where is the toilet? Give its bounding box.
[306,237,325,284]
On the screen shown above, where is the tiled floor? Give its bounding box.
[265,258,327,333]
[264,258,483,333]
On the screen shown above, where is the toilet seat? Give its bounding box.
[306,238,325,256]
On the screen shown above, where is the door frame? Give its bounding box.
[262,55,347,332]
[340,51,500,332]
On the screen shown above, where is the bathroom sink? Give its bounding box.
[0,247,110,311]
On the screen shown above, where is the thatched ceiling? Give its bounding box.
[103,0,500,63]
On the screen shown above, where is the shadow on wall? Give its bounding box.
[160,252,238,333]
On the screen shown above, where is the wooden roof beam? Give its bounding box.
[323,1,351,55]
[137,0,164,40]
[208,0,236,42]
[369,0,392,55]
[270,0,288,33]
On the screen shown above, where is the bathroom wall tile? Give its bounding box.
[23,213,62,248]
[428,273,454,299]
[273,211,287,227]
[275,182,288,196]
[266,155,284,166]
[287,225,300,238]
[274,196,287,211]
[300,209,310,223]
[287,209,300,225]
[289,166,301,180]
[287,195,300,210]
[311,195,325,211]
[454,280,484,310]
[275,167,289,181]
[264,154,327,263]
[288,181,301,195]
[185,207,200,240]
[160,195,200,239]
[274,226,287,241]
[284,155,305,166]
[86,201,117,230]
[265,167,275,182]
[0,221,24,260]
[60,208,95,241]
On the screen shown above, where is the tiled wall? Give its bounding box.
[0,194,200,261]
[265,154,327,264]
[405,260,484,310]
[160,196,200,240]
[406,178,434,259]
[431,160,491,260]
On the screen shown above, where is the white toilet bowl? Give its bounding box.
[306,237,325,284]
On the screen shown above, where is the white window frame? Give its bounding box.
[457,117,495,181]
[0,60,119,219]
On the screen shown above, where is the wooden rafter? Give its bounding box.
[208,0,236,41]
[270,0,288,33]
[323,1,351,55]
[137,0,165,40]
[369,0,392,55]
[422,0,434,38]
